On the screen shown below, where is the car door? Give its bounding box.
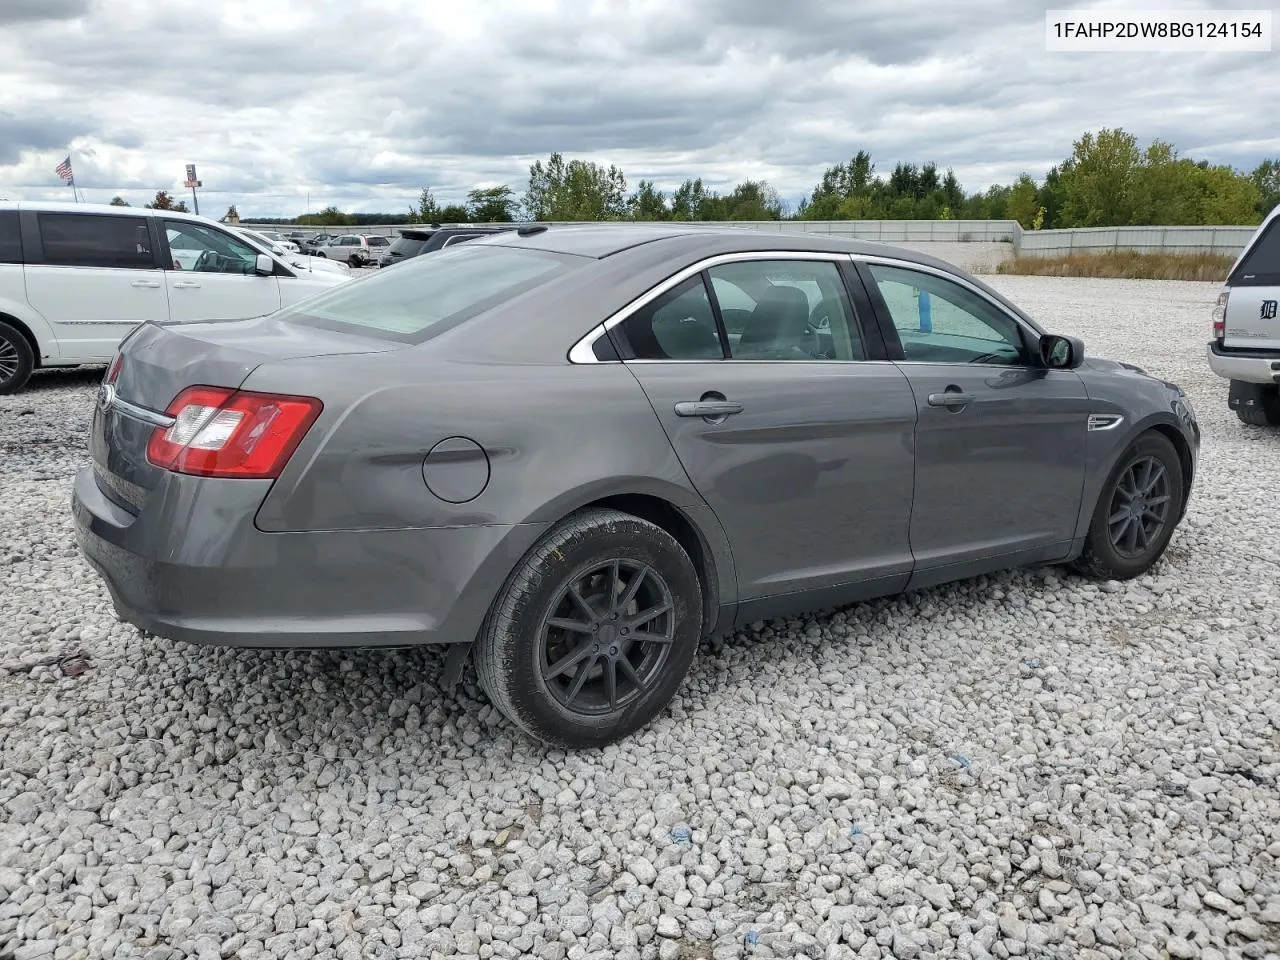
[853,257,1091,587]
[21,210,170,362]
[161,219,281,322]
[610,253,918,619]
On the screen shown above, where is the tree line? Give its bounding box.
[207,128,1280,229]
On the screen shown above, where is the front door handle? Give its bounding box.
[172,280,201,289]
[130,279,161,289]
[674,400,743,419]
[927,391,975,408]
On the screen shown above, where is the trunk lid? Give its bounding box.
[1222,213,1280,351]
[92,315,401,514]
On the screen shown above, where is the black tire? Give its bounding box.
[0,320,35,395]
[474,507,703,748]
[1236,400,1280,426]
[316,252,327,258]
[1071,431,1184,581]
[348,255,363,268]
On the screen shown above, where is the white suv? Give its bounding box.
[0,201,352,393]
[314,234,391,267]
[1207,203,1280,425]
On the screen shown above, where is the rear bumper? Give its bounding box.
[1206,341,1280,385]
[71,466,548,649]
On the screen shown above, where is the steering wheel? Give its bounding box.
[192,249,213,272]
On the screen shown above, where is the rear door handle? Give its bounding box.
[674,400,743,418]
[927,392,975,407]
[172,280,201,289]
[130,279,161,288]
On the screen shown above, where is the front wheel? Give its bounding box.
[1072,431,1184,581]
[474,508,703,748]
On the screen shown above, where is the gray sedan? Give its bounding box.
[71,225,1200,747]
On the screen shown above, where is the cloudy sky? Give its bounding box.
[1,0,1276,218]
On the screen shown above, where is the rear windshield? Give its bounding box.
[367,236,389,246]
[276,244,582,343]
[1230,219,1280,286]
[389,235,429,257]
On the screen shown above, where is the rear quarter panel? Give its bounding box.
[0,266,60,362]
[249,351,711,528]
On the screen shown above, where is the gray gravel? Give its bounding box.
[2,275,1279,960]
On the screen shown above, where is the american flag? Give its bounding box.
[55,155,74,183]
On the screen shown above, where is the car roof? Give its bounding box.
[0,199,231,226]
[473,222,965,271]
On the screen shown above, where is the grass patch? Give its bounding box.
[996,250,1235,282]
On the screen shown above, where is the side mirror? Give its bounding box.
[1040,333,1084,369]
[254,253,275,277]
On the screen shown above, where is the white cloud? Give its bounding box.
[0,0,1276,216]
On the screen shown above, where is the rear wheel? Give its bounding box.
[0,321,35,395]
[474,508,703,748]
[348,255,363,268]
[1072,431,1184,581]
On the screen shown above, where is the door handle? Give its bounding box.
[927,391,975,408]
[172,280,201,289]
[674,400,743,418]
[130,279,161,288]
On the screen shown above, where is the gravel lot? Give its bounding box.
[2,275,1278,960]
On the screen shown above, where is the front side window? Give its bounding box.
[165,221,261,273]
[37,213,154,269]
[277,244,580,343]
[865,263,1029,366]
[613,275,724,360]
[707,260,864,361]
[0,211,21,264]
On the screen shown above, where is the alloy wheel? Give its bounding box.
[537,560,676,716]
[1107,455,1172,558]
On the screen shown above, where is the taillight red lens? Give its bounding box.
[105,354,123,384]
[146,385,322,479]
[1212,291,1229,339]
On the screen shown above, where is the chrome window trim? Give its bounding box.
[567,250,856,364]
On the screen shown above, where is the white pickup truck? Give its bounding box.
[1207,204,1280,425]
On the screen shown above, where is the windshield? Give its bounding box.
[275,244,583,343]
[389,235,430,257]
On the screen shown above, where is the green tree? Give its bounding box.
[628,180,669,220]
[1195,164,1261,224]
[1006,174,1040,229]
[720,180,785,220]
[413,187,442,223]
[109,195,129,206]
[145,190,176,210]
[800,150,876,220]
[1059,128,1141,227]
[1251,159,1280,218]
[467,186,517,222]
[524,153,628,221]
[297,205,354,227]
[437,204,470,223]
[670,178,709,220]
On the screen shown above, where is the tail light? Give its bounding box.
[1212,290,1229,340]
[147,386,322,479]
[105,353,123,385]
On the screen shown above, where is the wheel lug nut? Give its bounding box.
[610,646,618,655]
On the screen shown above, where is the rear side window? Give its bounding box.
[37,213,155,269]
[0,211,20,264]
[367,236,389,247]
[276,244,582,343]
[1230,220,1280,286]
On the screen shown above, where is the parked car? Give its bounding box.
[71,225,1199,747]
[0,201,352,393]
[232,228,351,278]
[298,234,332,255]
[378,225,515,268]
[314,233,390,267]
[1207,203,1280,425]
[244,229,300,253]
